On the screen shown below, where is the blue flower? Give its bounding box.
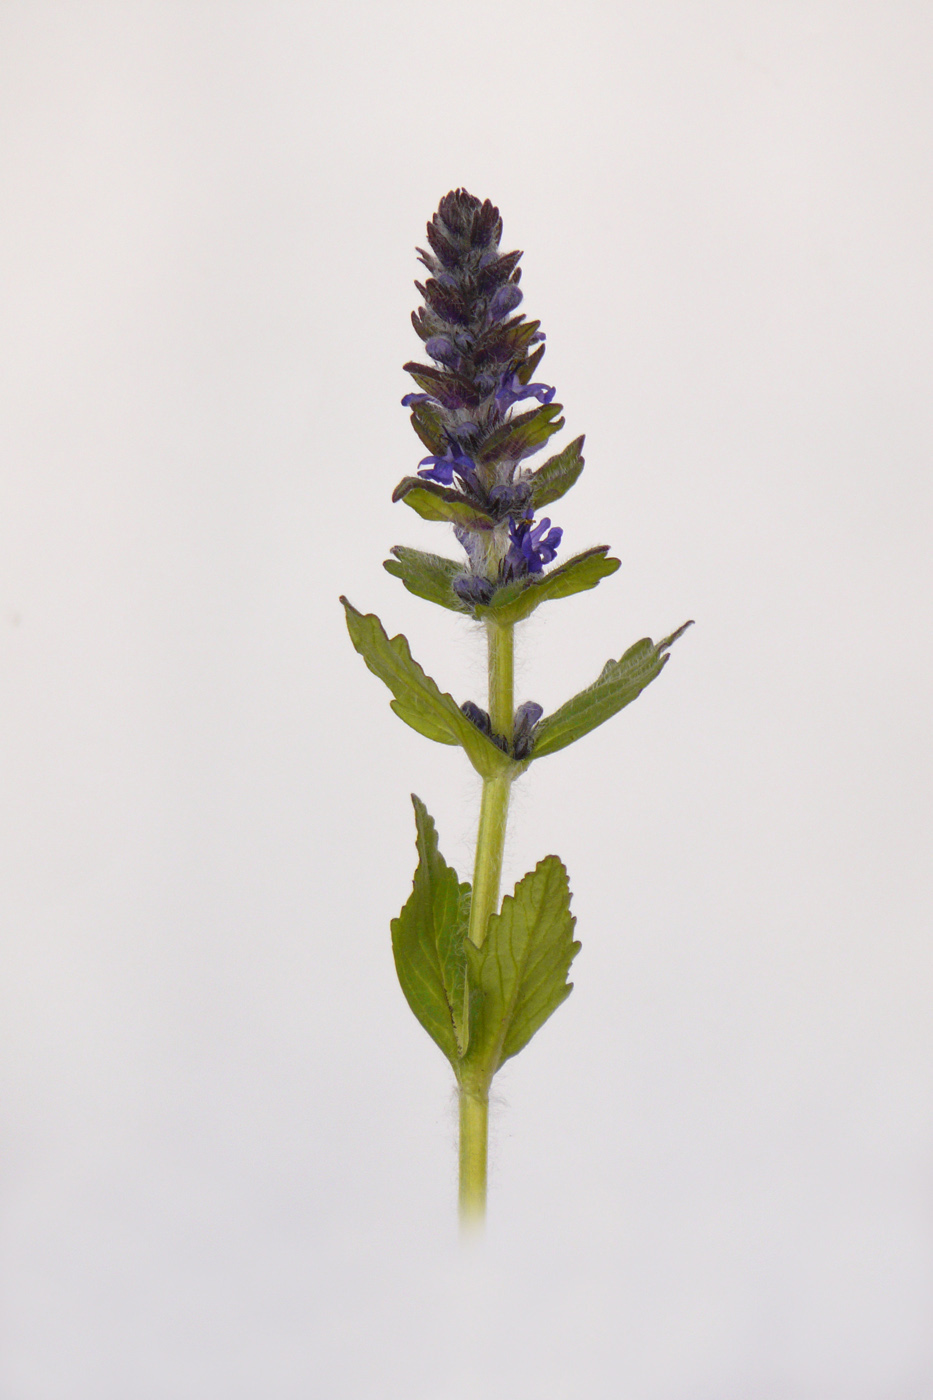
[504,511,563,578]
[417,443,480,494]
[494,371,556,412]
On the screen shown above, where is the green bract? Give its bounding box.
[527,434,586,509]
[473,547,622,625]
[382,547,472,614]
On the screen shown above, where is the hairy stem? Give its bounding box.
[458,1088,489,1227]
[487,616,514,739]
[459,620,515,1228]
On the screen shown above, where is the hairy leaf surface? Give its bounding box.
[391,477,496,531]
[527,434,585,509]
[383,547,472,613]
[531,622,693,758]
[475,547,620,625]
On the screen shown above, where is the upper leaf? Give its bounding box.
[474,547,620,625]
[341,598,514,779]
[383,547,472,614]
[463,856,580,1082]
[526,435,585,509]
[476,402,565,469]
[403,361,481,409]
[391,795,472,1067]
[408,401,447,455]
[392,477,496,532]
[531,622,693,759]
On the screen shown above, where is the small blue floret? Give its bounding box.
[505,511,563,578]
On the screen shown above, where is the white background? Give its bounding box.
[1,4,931,1397]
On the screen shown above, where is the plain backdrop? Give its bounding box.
[1,3,931,1397]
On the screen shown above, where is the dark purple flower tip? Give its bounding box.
[512,700,544,759]
[460,700,492,734]
[401,392,433,407]
[453,574,495,607]
[515,700,544,729]
[494,371,557,412]
[424,336,460,368]
[505,510,563,578]
[488,480,532,517]
[488,283,523,322]
[459,700,508,750]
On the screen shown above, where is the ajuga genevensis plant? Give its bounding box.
[341,190,690,1227]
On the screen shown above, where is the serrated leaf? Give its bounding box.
[474,547,620,625]
[531,622,693,759]
[527,435,585,509]
[463,857,580,1081]
[341,598,514,779]
[391,796,472,1066]
[392,477,496,532]
[383,547,472,613]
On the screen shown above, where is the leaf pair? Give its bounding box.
[341,598,692,768]
[384,543,621,623]
[392,798,580,1089]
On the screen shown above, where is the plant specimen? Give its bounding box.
[342,190,690,1226]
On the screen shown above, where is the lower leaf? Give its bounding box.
[391,796,471,1068]
[463,856,580,1082]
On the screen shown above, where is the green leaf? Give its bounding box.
[340,598,514,779]
[516,342,546,384]
[531,622,693,759]
[391,796,472,1066]
[391,477,496,532]
[477,403,565,468]
[383,547,471,614]
[408,401,446,455]
[463,857,580,1080]
[474,547,621,625]
[527,434,585,509]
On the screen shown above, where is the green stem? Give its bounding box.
[459,620,514,1229]
[468,774,511,952]
[487,616,514,738]
[458,1089,488,1227]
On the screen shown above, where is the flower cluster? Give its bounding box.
[398,189,568,601]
